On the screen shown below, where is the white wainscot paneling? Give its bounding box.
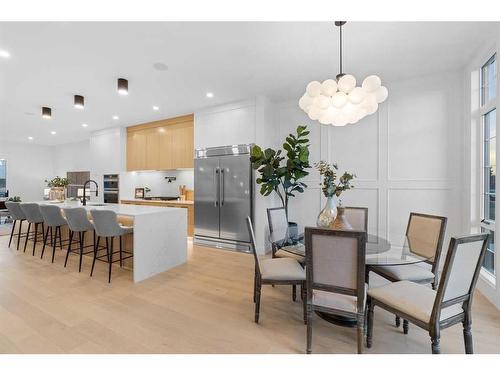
[387,188,451,247]
[330,114,379,181]
[287,186,322,228]
[338,188,379,235]
[388,90,449,180]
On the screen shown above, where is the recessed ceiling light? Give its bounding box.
[112,115,119,120]
[117,78,128,95]
[0,49,10,59]
[82,123,88,127]
[50,131,56,135]
[42,107,52,119]
[206,92,214,98]
[28,136,33,140]
[153,106,159,111]
[74,95,84,109]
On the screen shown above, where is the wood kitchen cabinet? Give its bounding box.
[126,114,194,171]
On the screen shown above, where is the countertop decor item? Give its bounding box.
[7,196,21,202]
[315,161,355,228]
[299,22,388,126]
[251,125,310,217]
[45,176,69,201]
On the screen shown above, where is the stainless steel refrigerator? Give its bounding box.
[194,144,253,252]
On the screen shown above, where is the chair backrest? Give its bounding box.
[90,209,123,237]
[431,234,489,323]
[344,207,368,232]
[63,207,94,232]
[405,212,447,271]
[19,203,44,223]
[5,201,26,220]
[39,204,67,227]
[246,216,261,276]
[305,227,366,311]
[267,207,288,243]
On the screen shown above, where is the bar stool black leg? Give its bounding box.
[64,230,73,267]
[90,236,100,277]
[24,222,31,252]
[32,223,39,256]
[78,231,85,272]
[8,220,16,247]
[108,236,114,283]
[51,226,58,263]
[58,227,63,250]
[17,220,23,250]
[119,236,123,268]
[41,226,50,259]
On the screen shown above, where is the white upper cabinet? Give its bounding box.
[89,127,126,174]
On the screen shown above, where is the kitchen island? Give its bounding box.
[33,202,188,282]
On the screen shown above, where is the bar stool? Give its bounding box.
[4,201,27,250]
[39,205,68,263]
[90,209,133,283]
[19,203,45,256]
[63,207,96,272]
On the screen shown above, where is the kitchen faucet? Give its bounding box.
[82,180,99,206]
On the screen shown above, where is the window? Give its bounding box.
[0,159,6,197]
[480,54,497,275]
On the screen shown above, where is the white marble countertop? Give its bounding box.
[33,201,182,217]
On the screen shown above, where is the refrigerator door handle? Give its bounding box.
[220,168,225,206]
[214,167,220,207]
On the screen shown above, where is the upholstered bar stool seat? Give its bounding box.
[90,209,133,283]
[39,204,68,263]
[4,201,27,250]
[259,257,306,281]
[19,203,45,256]
[63,207,98,272]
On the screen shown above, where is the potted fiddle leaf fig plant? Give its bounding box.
[250,125,311,234]
[45,176,70,201]
[315,160,355,228]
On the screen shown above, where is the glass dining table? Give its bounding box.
[271,227,432,326]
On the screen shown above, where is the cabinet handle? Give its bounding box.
[214,168,219,207]
[220,168,225,206]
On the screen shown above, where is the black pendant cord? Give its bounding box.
[335,21,346,80]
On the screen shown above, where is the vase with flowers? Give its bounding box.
[45,176,70,201]
[315,161,355,228]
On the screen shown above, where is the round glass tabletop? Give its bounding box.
[271,230,432,267]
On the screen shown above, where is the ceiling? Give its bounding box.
[0,22,498,145]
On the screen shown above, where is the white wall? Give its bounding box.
[52,139,91,176]
[274,70,464,256]
[0,140,54,201]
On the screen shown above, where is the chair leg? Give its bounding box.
[32,223,39,256]
[366,297,374,348]
[52,227,59,263]
[78,231,85,272]
[253,273,257,303]
[306,303,313,354]
[58,226,63,250]
[254,280,261,323]
[90,236,100,277]
[17,220,23,250]
[403,319,409,334]
[357,314,364,354]
[41,226,50,259]
[24,222,31,252]
[108,237,113,283]
[395,316,401,327]
[430,333,441,354]
[64,230,73,268]
[302,282,307,324]
[8,220,16,247]
[292,284,297,302]
[119,236,123,267]
[463,316,473,354]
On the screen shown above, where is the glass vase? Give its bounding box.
[316,196,338,228]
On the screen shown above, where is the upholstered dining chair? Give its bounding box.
[4,201,27,250]
[367,212,447,333]
[366,233,489,354]
[39,204,68,263]
[344,207,368,232]
[246,216,306,324]
[305,227,367,354]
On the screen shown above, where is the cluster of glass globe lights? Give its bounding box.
[299,74,388,126]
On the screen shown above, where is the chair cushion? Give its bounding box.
[275,247,305,263]
[368,280,463,324]
[371,264,435,283]
[260,257,305,281]
[312,284,367,313]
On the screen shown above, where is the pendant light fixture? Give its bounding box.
[74,95,84,109]
[117,78,129,95]
[41,106,52,119]
[299,22,388,126]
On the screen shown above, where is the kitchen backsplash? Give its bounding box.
[119,170,194,200]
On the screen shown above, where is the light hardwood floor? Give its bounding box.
[0,234,499,354]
